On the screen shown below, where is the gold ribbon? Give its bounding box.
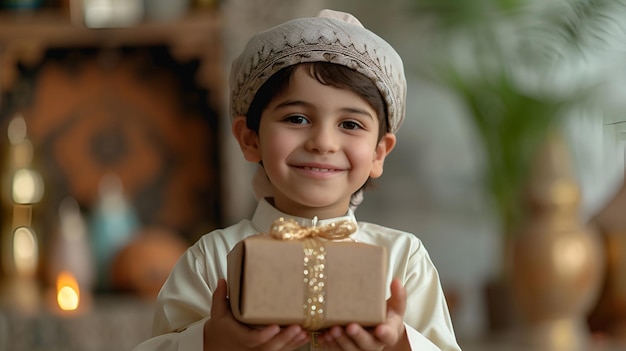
[268,217,357,331]
[301,237,326,330]
[269,217,357,241]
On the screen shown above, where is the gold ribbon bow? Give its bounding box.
[269,217,357,241]
[268,217,357,331]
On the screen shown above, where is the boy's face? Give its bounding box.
[234,65,396,219]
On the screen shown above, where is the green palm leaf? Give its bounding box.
[410,0,625,234]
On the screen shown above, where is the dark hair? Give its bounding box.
[246,62,389,203]
[246,62,388,140]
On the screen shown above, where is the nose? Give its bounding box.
[305,124,339,154]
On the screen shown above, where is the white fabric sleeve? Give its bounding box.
[398,238,461,350]
[405,322,446,350]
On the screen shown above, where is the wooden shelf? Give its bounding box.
[0,9,225,107]
[0,9,221,47]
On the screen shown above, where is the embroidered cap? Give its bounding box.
[229,9,407,134]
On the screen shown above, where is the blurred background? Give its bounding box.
[1,0,626,350]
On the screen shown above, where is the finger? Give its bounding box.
[374,323,401,346]
[370,279,407,346]
[210,279,229,318]
[246,325,304,350]
[241,324,281,348]
[345,323,384,350]
[320,327,341,349]
[327,326,359,351]
[282,328,310,350]
[374,310,405,346]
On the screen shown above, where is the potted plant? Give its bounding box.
[408,0,625,334]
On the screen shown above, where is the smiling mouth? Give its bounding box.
[300,166,341,172]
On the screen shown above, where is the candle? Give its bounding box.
[49,270,92,316]
[57,271,80,311]
[48,197,94,294]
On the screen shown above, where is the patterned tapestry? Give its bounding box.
[3,46,222,244]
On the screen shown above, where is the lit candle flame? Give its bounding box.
[56,271,80,311]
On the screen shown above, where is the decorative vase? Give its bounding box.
[89,174,140,291]
[511,131,604,350]
[588,157,626,340]
[111,226,188,300]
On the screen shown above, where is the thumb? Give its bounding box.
[387,279,407,318]
[375,279,407,344]
[210,279,229,318]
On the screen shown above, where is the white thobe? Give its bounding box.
[133,199,461,351]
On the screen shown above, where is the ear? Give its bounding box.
[232,116,262,163]
[370,133,396,179]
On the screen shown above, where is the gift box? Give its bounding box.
[227,219,387,331]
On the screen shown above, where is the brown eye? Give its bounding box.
[339,120,362,130]
[285,115,309,125]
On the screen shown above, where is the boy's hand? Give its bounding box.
[319,279,409,351]
[204,279,310,351]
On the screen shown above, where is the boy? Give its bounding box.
[133,9,461,351]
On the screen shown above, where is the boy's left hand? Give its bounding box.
[319,279,408,351]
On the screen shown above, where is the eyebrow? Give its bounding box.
[274,99,375,119]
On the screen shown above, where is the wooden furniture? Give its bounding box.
[0,6,226,240]
[0,8,224,108]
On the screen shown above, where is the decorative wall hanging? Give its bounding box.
[4,46,222,244]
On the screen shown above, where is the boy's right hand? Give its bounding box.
[204,279,310,351]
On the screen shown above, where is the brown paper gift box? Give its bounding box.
[227,234,388,330]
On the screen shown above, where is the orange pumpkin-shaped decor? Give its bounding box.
[111,227,188,299]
